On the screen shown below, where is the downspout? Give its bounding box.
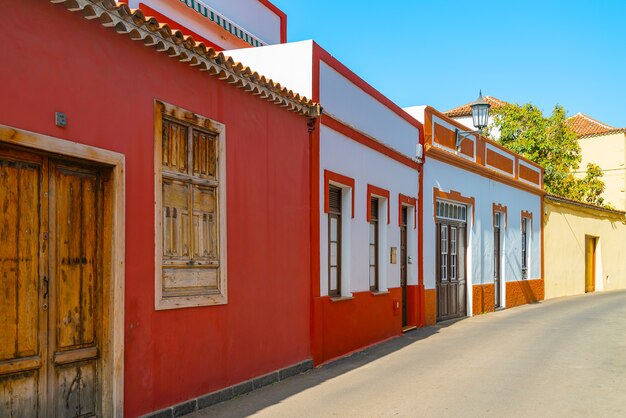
[417,123,426,327]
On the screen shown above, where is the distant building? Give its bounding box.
[444,95,507,140]
[447,98,626,211]
[566,113,626,211]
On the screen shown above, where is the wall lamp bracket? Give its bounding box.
[455,128,480,152]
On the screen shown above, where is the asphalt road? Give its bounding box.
[189,290,626,418]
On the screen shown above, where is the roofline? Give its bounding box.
[311,41,425,137]
[545,194,626,217]
[426,106,544,172]
[52,0,320,117]
[577,128,626,139]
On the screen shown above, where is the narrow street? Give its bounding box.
[190,290,626,418]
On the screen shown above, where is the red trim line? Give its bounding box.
[313,42,424,133]
[137,3,224,51]
[321,115,420,170]
[367,185,390,224]
[257,0,287,43]
[324,170,355,218]
[399,194,417,229]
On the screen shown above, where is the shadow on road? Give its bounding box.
[192,319,464,417]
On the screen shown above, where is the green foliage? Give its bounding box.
[488,103,606,206]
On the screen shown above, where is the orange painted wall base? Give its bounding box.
[506,279,544,308]
[424,288,437,326]
[472,283,496,315]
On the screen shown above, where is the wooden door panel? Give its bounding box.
[0,370,40,417]
[0,155,45,418]
[50,164,102,418]
[54,362,97,418]
[0,161,41,360]
[54,170,98,350]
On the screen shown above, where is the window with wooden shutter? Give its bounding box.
[328,185,342,297]
[155,102,226,310]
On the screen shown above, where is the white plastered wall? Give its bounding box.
[423,158,542,312]
[319,62,418,158]
[129,0,281,47]
[226,40,314,99]
[319,125,419,296]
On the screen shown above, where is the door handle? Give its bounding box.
[43,276,49,299]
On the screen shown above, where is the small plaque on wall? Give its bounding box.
[390,247,397,264]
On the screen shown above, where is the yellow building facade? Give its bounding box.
[567,113,626,211]
[544,194,626,299]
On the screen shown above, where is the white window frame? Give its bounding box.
[154,101,227,310]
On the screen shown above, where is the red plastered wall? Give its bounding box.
[1,1,311,416]
[312,288,403,365]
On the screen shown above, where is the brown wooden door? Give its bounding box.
[585,237,596,293]
[436,222,467,321]
[0,147,104,417]
[493,214,501,308]
[400,207,408,327]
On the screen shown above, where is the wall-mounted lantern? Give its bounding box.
[455,91,491,151]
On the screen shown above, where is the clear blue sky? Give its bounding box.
[272,0,626,127]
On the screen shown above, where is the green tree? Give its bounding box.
[488,103,606,205]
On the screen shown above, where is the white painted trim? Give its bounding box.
[154,101,228,310]
[466,205,474,317]
[0,124,125,418]
[339,185,353,297]
[595,239,604,292]
[499,213,507,308]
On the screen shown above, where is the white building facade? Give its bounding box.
[228,40,423,364]
[404,106,544,323]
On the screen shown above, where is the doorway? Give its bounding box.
[0,143,114,417]
[436,222,467,321]
[585,236,597,293]
[400,206,408,327]
[494,212,502,309]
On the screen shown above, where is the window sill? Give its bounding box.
[370,290,390,296]
[330,295,354,303]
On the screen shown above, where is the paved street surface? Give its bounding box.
[189,290,626,418]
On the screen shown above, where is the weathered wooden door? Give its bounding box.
[585,236,596,293]
[436,222,467,321]
[0,147,104,417]
[400,207,408,327]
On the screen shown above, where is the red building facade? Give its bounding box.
[0,1,317,416]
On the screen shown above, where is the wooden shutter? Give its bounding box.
[329,185,342,214]
[370,197,379,221]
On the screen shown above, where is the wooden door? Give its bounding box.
[0,147,104,418]
[0,150,47,417]
[493,213,501,308]
[436,222,467,321]
[585,237,596,293]
[400,207,408,327]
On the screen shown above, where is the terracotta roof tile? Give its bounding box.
[565,113,624,138]
[444,96,507,117]
[49,0,321,117]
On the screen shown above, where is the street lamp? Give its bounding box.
[455,90,491,151]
